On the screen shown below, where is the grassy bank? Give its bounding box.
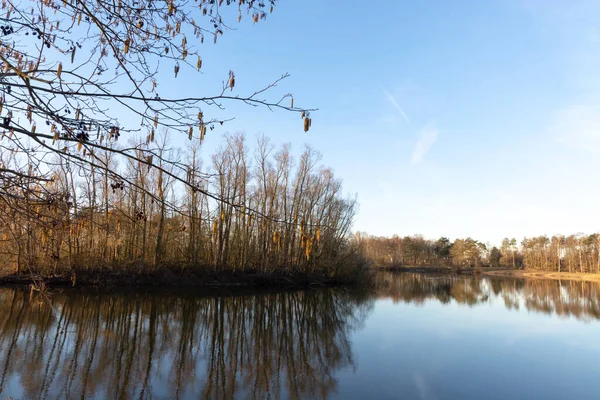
[374,265,600,283]
[481,268,600,283]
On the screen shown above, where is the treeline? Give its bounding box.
[0,132,364,283]
[358,233,600,273]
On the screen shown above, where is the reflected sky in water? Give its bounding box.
[336,274,600,400]
[1,273,599,399]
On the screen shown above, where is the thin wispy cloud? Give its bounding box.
[411,123,438,164]
[383,89,410,123]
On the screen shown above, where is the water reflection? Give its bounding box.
[0,287,372,400]
[376,272,600,321]
[2,273,600,399]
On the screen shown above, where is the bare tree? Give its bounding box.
[0,0,313,213]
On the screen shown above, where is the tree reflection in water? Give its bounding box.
[0,287,372,400]
[376,272,600,321]
[1,273,599,399]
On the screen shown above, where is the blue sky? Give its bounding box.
[158,0,600,245]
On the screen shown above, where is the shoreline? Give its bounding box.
[375,266,600,283]
[0,268,370,289]
[4,266,599,289]
[481,268,600,283]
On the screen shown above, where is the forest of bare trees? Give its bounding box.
[0,0,367,285]
[0,132,365,284]
[358,233,600,274]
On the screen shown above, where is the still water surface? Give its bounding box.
[0,273,599,399]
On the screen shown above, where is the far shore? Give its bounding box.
[481,268,600,283]
[376,265,600,283]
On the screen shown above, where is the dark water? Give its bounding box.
[1,273,599,399]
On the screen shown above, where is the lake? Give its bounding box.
[0,272,599,399]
